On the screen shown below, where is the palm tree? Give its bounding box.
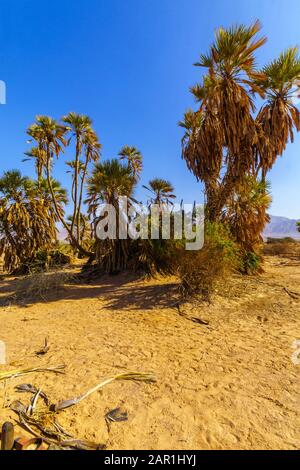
[27,116,92,257]
[143,178,176,208]
[255,48,300,179]
[27,116,67,171]
[181,22,300,261]
[76,128,101,244]
[0,170,56,272]
[62,112,93,240]
[86,159,136,272]
[180,21,267,221]
[119,145,143,179]
[224,177,272,254]
[87,159,136,208]
[34,177,68,221]
[23,146,47,188]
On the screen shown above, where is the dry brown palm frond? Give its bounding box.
[11,400,104,450]
[15,383,50,406]
[224,176,272,253]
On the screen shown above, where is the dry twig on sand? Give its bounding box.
[35,338,50,357]
[0,365,65,382]
[15,384,50,406]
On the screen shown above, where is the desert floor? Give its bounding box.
[0,256,299,450]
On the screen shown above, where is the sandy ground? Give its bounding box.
[0,256,299,450]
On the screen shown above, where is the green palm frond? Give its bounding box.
[87,159,136,208]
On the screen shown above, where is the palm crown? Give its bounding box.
[87,159,136,210]
[143,178,176,207]
[118,145,143,179]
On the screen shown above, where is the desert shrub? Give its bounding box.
[263,239,300,257]
[128,238,184,275]
[178,222,240,300]
[267,237,297,244]
[92,237,183,275]
[242,251,262,274]
[14,270,74,302]
[16,247,73,274]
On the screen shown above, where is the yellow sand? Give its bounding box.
[0,256,299,450]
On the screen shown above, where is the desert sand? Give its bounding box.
[0,256,299,450]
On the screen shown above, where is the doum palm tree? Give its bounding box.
[0,170,56,272]
[143,178,176,208]
[180,21,300,257]
[86,159,136,272]
[62,112,93,242]
[27,115,92,257]
[119,145,143,179]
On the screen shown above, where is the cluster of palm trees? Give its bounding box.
[1,21,299,276]
[0,111,175,272]
[180,21,300,260]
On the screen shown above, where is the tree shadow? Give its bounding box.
[103,282,179,311]
[0,270,179,311]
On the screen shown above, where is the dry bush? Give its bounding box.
[14,270,74,302]
[178,223,240,301]
[263,238,300,257]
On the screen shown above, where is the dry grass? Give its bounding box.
[14,270,75,302]
[263,239,300,258]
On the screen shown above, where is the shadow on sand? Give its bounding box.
[0,270,179,311]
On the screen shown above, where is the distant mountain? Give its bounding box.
[264,215,300,240]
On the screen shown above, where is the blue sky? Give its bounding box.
[0,0,299,218]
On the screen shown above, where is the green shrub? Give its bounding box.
[178,222,240,301]
[242,251,262,274]
[19,247,73,274]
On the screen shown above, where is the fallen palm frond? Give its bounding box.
[105,407,128,423]
[15,384,50,406]
[0,365,66,382]
[283,287,300,300]
[52,371,156,412]
[11,400,104,450]
[27,388,42,416]
[10,371,155,450]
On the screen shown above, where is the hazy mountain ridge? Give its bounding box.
[264,215,300,240]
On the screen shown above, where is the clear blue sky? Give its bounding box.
[0,0,299,218]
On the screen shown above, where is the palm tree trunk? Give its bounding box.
[76,150,89,245]
[71,133,80,241]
